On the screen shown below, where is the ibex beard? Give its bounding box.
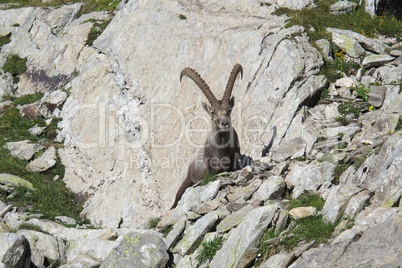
[171,64,243,209]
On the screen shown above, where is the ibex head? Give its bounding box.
[180,64,243,132]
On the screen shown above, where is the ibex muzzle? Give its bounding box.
[171,64,243,209]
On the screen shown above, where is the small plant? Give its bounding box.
[351,83,370,102]
[281,215,335,249]
[178,14,187,20]
[199,173,219,186]
[13,92,44,106]
[2,54,27,83]
[161,224,173,236]
[18,222,43,232]
[0,33,12,48]
[287,193,325,211]
[332,163,350,185]
[395,117,402,132]
[147,217,160,229]
[196,237,223,264]
[86,19,112,46]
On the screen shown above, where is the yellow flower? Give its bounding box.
[369,105,374,111]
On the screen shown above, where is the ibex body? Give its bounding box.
[171,64,243,209]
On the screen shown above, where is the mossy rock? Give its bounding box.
[0,173,35,191]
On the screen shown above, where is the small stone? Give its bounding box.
[28,124,46,136]
[289,206,317,219]
[55,216,77,225]
[368,85,387,108]
[330,1,357,15]
[332,32,364,58]
[362,54,395,68]
[389,50,402,57]
[6,140,44,160]
[27,146,57,172]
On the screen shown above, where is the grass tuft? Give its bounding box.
[196,237,223,264]
[287,193,325,211]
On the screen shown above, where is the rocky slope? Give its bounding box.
[1,0,402,267]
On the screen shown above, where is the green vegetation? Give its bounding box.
[273,0,402,41]
[86,19,112,46]
[147,217,160,229]
[161,224,173,236]
[13,92,44,106]
[0,0,120,15]
[336,101,369,125]
[395,117,402,132]
[333,163,350,184]
[287,193,325,211]
[2,54,27,83]
[257,215,335,264]
[17,222,44,232]
[178,14,187,20]
[0,97,84,221]
[282,216,335,249]
[196,237,223,264]
[352,83,370,101]
[0,33,11,48]
[199,173,219,186]
[320,52,360,83]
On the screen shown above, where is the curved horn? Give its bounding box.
[180,67,218,104]
[223,64,243,101]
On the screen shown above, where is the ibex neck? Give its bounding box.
[209,127,235,147]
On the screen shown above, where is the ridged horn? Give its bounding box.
[180,67,218,104]
[223,64,243,101]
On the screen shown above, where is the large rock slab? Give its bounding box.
[27,146,57,172]
[0,233,29,268]
[209,205,278,268]
[5,140,44,160]
[331,32,364,58]
[100,232,169,268]
[285,161,335,199]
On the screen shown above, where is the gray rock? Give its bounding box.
[164,216,187,249]
[176,180,221,212]
[261,253,288,268]
[209,205,278,268]
[330,1,357,14]
[390,50,402,57]
[343,190,372,218]
[315,39,333,61]
[55,216,77,226]
[270,0,315,10]
[100,231,169,268]
[328,28,389,54]
[0,233,28,268]
[368,85,387,107]
[251,176,286,202]
[271,137,306,162]
[66,238,119,264]
[27,146,57,172]
[0,173,35,192]
[322,184,363,223]
[42,90,67,105]
[285,161,335,199]
[5,140,44,160]
[331,32,364,58]
[216,204,254,233]
[28,124,46,136]
[17,230,66,267]
[362,54,395,68]
[227,179,262,202]
[173,210,226,255]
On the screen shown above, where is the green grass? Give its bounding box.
[274,0,402,41]
[17,222,44,232]
[147,217,160,229]
[199,173,219,186]
[2,54,27,83]
[0,0,120,15]
[0,102,84,221]
[282,215,335,249]
[0,33,11,48]
[287,193,325,211]
[196,237,223,264]
[86,19,112,46]
[13,92,44,106]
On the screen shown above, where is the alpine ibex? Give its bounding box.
[171,64,243,209]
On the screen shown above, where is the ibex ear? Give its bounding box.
[229,96,235,108]
[202,102,212,115]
